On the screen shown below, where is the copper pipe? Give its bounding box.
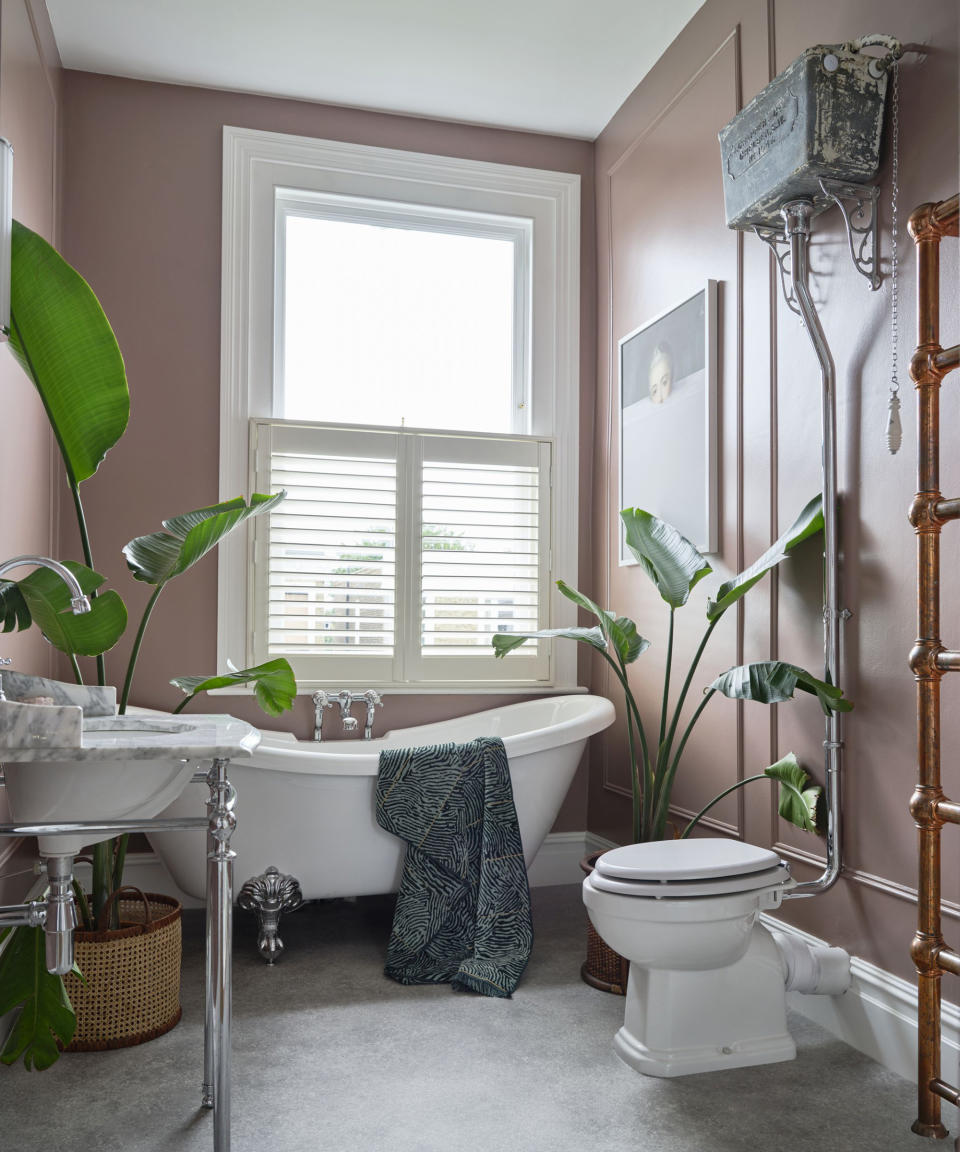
[910,194,957,1141]
[936,345,960,374]
[930,1079,960,1106]
[936,800,960,825]
[934,498,960,521]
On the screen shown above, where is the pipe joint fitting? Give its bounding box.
[909,202,948,243]
[909,492,944,531]
[911,930,944,974]
[910,785,944,828]
[909,639,945,679]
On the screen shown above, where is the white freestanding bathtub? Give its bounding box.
[148,694,615,903]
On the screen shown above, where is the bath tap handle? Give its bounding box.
[360,690,383,740]
[312,690,333,742]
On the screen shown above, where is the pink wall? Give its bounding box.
[590,0,958,979]
[0,0,61,902]
[58,71,596,830]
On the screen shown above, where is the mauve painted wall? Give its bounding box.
[0,0,60,902]
[58,71,596,831]
[590,0,958,981]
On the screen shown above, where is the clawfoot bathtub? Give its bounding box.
[148,694,614,959]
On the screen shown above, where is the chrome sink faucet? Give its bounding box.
[0,555,91,700]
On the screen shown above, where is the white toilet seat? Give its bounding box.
[588,862,790,898]
[595,837,782,882]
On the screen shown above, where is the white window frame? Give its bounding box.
[218,125,580,692]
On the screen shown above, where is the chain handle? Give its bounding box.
[886,60,902,455]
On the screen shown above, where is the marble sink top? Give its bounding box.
[1,711,261,762]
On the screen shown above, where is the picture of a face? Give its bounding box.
[648,342,673,404]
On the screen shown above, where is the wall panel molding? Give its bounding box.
[601,28,744,830]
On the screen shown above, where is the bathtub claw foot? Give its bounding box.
[238,866,304,964]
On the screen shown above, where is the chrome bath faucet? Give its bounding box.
[312,689,383,740]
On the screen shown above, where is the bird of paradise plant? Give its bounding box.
[494,497,849,843]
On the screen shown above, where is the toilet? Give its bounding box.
[582,837,800,1078]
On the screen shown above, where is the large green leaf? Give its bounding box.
[8,220,129,486]
[171,658,297,717]
[707,495,824,621]
[710,661,853,716]
[0,927,76,1070]
[621,508,712,608]
[123,493,286,586]
[555,579,648,665]
[764,752,823,834]
[0,561,126,657]
[492,626,607,657]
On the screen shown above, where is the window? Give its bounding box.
[219,127,580,690]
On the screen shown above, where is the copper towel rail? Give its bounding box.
[909,191,959,1140]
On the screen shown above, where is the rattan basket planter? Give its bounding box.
[63,888,182,1052]
[579,853,628,996]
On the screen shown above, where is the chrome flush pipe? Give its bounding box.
[780,199,844,898]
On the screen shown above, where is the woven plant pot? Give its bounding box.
[63,887,182,1052]
[579,852,628,995]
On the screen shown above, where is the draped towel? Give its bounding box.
[376,737,533,998]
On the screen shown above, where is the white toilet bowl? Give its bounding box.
[582,838,798,1078]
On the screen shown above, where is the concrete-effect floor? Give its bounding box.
[0,884,931,1152]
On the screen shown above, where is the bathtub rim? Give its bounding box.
[244,693,615,776]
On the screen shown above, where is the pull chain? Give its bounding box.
[886,60,902,455]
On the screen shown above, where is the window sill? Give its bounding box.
[204,683,589,697]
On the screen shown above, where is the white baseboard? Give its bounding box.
[761,913,959,1125]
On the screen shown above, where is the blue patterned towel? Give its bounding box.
[375,737,533,998]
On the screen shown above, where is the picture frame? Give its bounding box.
[618,281,718,563]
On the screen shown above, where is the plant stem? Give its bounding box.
[111,835,128,906]
[119,584,164,714]
[662,616,718,771]
[659,608,674,750]
[678,774,767,838]
[90,841,112,925]
[172,694,194,715]
[68,653,83,686]
[598,648,650,841]
[69,480,105,689]
[653,688,715,838]
[70,879,92,932]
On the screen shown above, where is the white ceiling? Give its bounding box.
[46,0,705,140]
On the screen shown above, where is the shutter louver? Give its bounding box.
[265,427,397,659]
[420,458,540,657]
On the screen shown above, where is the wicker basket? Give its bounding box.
[579,853,629,995]
[63,887,182,1052]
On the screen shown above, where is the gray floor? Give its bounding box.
[0,884,933,1152]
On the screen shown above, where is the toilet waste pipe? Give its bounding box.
[780,199,845,899]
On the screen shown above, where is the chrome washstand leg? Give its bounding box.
[202,757,237,1152]
[238,866,304,964]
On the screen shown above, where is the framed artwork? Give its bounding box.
[618,281,718,562]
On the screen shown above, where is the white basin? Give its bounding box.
[1,712,260,856]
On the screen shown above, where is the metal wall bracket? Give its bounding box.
[754,226,802,317]
[817,178,882,289]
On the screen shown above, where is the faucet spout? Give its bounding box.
[0,556,92,700]
[0,555,91,616]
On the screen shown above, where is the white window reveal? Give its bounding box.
[219,127,580,691]
[252,421,551,687]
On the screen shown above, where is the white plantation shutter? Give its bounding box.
[253,422,399,682]
[409,433,549,682]
[252,420,552,686]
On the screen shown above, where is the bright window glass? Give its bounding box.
[281,215,516,433]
